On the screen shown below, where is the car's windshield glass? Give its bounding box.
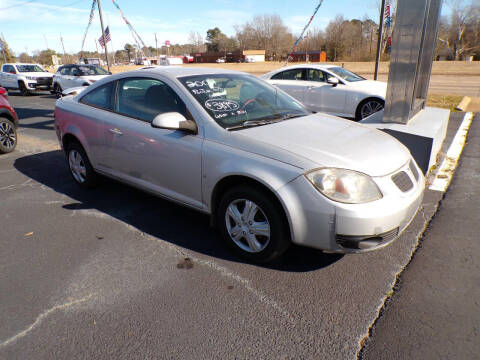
[16,65,45,72]
[78,65,109,76]
[328,67,365,82]
[179,74,308,129]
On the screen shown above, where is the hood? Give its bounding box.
[22,72,53,78]
[348,80,387,98]
[81,75,109,83]
[236,114,410,177]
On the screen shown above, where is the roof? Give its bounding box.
[134,66,246,78]
[243,50,266,55]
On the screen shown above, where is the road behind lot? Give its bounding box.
[0,93,473,359]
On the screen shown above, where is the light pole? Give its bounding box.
[97,0,110,71]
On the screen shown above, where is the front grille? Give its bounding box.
[336,228,399,250]
[409,160,420,181]
[392,171,413,192]
[36,77,52,85]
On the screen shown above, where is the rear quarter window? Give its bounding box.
[79,82,114,111]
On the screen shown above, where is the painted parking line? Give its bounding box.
[429,112,474,192]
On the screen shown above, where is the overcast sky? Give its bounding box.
[0,0,449,55]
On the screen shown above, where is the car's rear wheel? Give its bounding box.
[216,186,290,263]
[55,83,63,99]
[19,82,29,96]
[65,141,97,187]
[0,118,17,154]
[356,98,384,121]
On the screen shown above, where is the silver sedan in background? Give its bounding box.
[54,67,424,263]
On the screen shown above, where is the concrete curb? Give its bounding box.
[455,96,472,111]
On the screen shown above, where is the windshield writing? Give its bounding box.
[179,74,308,129]
[17,65,45,73]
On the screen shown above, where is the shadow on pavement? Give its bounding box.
[14,150,342,272]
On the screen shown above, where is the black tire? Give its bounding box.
[0,118,17,154]
[216,185,291,263]
[54,83,63,99]
[18,81,29,96]
[65,141,97,187]
[355,98,384,121]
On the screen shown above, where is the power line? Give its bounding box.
[0,0,37,11]
[0,0,85,12]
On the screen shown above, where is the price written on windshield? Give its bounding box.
[205,99,240,112]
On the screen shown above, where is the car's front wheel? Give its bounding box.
[65,141,97,187]
[54,83,63,99]
[0,118,17,154]
[356,98,384,121]
[216,186,291,263]
[18,82,29,96]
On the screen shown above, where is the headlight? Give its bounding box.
[305,168,382,204]
[26,76,36,80]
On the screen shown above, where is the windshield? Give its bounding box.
[16,65,45,73]
[78,65,109,76]
[328,67,365,82]
[179,74,308,129]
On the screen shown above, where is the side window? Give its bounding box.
[278,69,305,81]
[323,71,337,82]
[80,82,114,110]
[4,65,15,73]
[71,67,81,76]
[271,72,283,80]
[60,67,70,75]
[307,69,326,82]
[115,77,186,122]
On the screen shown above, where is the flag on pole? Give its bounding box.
[98,26,111,48]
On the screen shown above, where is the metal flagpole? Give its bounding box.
[374,0,386,81]
[286,0,323,65]
[97,0,110,71]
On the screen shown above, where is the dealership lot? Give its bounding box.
[0,93,475,358]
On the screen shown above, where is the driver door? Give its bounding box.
[304,70,347,115]
[100,77,204,209]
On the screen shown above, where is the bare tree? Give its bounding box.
[438,0,480,59]
[235,14,294,60]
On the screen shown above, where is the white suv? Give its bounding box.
[53,64,111,98]
[0,63,54,96]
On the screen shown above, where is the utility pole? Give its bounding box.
[60,34,66,57]
[42,34,49,49]
[374,0,386,81]
[97,0,110,71]
[155,33,158,57]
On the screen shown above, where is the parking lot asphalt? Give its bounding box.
[361,113,480,359]
[0,93,470,359]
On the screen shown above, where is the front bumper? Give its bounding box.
[276,160,425,253]
[26,77,53,90]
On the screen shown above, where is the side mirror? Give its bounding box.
[151,112,198,134]
[108,72,112,75]
[327,77,340,87]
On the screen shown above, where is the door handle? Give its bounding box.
[108,128,123,135]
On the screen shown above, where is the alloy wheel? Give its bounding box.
[360,100,384,119]
[225,199,271,253]
[68,149,87,183]
[0,120,16,150]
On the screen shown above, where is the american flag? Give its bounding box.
[98,26,111,48]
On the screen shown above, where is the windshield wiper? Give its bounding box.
[226,113,305,131]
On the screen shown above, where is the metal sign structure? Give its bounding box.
[383,0,443,124]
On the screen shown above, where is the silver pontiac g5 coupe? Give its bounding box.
[54,67,425,263]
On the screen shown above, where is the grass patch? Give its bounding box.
[426,94,463,111]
